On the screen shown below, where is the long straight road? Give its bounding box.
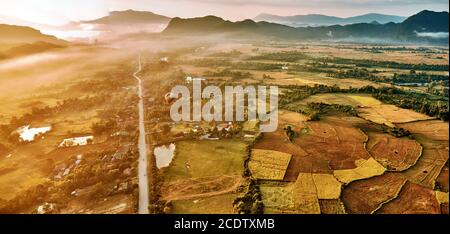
[134,55,149,214]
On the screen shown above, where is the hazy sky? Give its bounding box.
[0,0,448,25]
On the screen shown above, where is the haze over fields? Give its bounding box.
[0,1,449,215]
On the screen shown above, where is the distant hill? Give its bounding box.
[163,10,449,44]
[400,10,449,36]
[0,24,67,60]
[0,24,65,44]
[84,10,171,25]
[254,13,406,27]
[1,41,65,59]
[163,16,294,37]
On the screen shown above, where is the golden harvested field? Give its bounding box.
[302,45,449,65]
[253,111,311,181]
[366,132,422,171]
[292,173,321,214]
[278,110,310,123]
[435,191,449,205]
[267,72,381,89]
[260,181,296,213]
[260,173,342,213]
[333,158,386,184]
[311,174,342,199]
[249,149,292,180]
[302,93,434,126]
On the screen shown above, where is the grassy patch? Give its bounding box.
[165,140,247,182]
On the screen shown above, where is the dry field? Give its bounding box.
[259,181,296,213]
[170,193,237,214]
[375,182,441,214]
[249,149,292,180]
[163,140,246,182]
[319,199,347,214]
[160,140,247,214]
[333,158,386,184]
[366,132,422,171]
[253,111,310,181]
[160,174,243,201]
[436,164,449,192]
[294,117,372,172]
[397,120,449,189]
[292,173,321,214]
[261,173,344,214]
[302,44,449,65]
[301,93,434,126]
[263,71,382,89]
[342,173,407,214]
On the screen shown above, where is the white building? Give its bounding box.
[59,136,94,147]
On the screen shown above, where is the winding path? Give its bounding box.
[134,55,149,214]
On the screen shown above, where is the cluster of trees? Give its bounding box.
[69,72,133,93]
[233,142,264,214]
[283,125,298,141]
[232,62,281,71]
[328,68,379,80]
[380,125,412,138]
[0,181,54,213]
[358,46,437,53]
[204,69,253,80]
[308,102,358,116]
[91,119,118,135]
[279,84,448,121]
[392,72,449,86]
[374,92,449,121]
[279,84,344,106]
[317,57,449,71]
[208,50,242,58]
[249,51,310,62]
[0,149,138,213]
[9,95,111,131]
[233,179,264,214]
[184,58,232,68]
[1,95,111,138]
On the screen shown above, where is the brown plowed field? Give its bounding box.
[366,133,422,171]
[342,172,407,214]
[294,119,371,171]
[397,120,449,189]
[319,199,346,214]
[436,164,449,192]
[375,182,441,214]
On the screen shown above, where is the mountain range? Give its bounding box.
[253,13,406,27]
[0,10,448,45]
[0,24,65,44]
[83,10,171,25]
[0,24,67,60]
[163,10,449,44]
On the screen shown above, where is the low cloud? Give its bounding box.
[415,31,449,39]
